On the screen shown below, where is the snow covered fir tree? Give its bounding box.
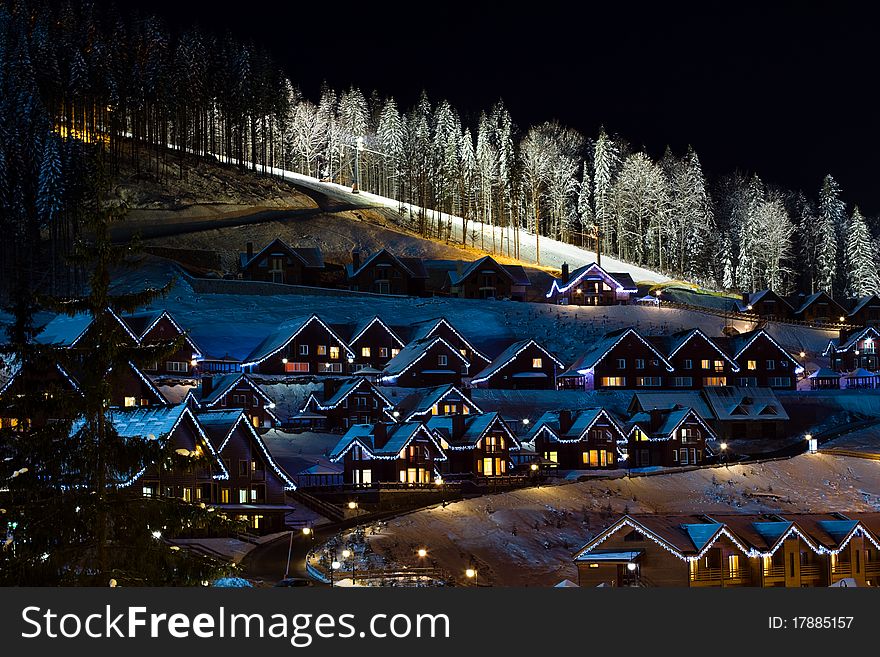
[2,0,880,590]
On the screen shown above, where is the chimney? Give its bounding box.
[201,375,214,398]
[742,292,750,304]
[323,379,340,401]
[558,409,573,434]
[246,241,254,261]
[351,248,361,272]
[562,262,570,284]
[372,422,389,449]
[451,414,466,438]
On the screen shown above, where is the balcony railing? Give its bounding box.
[865,562,880,575]
[689,568,750,584]
[832,563,852,576]
[763,565,785,578]
[800,564,822,578]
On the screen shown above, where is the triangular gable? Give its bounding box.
[216,413,297,489]
[302,377,394,412]
[471,339,564,385]
[546,262,639,299]
[350,249,418,279]
[418,317,492,365]
[242,314,355,367]
[243,238,313,270]
[575,328,675,374]
[837,326,880,353]
[395,384,483,422]
[667,329,740,371]
[348,316,406,349]
[451,256,517,286]
[203,374,278,422]
[380,336,470,381]
[729,329,792,362]
[139,310,203,358]
[126,361,170,406]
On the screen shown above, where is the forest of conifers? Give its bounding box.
[1,0,877,300]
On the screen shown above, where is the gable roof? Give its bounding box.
[391,384,483,422]
[121,310,203,357]
[470,339,563,385]
[701,386,789,422]
[36,309,140,348]
[848,293,880,317]
[301,377,394,412]
[196,409,296,489]
[530,408,626,444]
[789,291,847,317]
[241,314,354,366]
[347,315,406,349]
[241,238,324,270]
[828,326,880,354]
[628,391,714,420]
[379,336,470,381]
[346,249,427,279]
[660,329,740,370]
[329,422,447,461]
[545,262,638,298]
[737,289,794,313]
[405,317,491,365]
[200,373,278,421]
[448,256,531,287]
[566,328,674,375]
[715,329,793,362]
[626,406,718,441]
[426,411,521,450]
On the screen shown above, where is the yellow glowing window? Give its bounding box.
[701,359,711,370]
[431,404,439,415]
[391,348,401,358]
[124,396,137,407]
[714,360,724,372]
[221,489,230,504]
[361,347,371,357]
[747,360,757,371]
[601,377,626,387]
[317,345,327,356]
[532,358,543,368]
[329,346,340,359]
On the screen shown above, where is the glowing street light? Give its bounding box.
[530,463,539,472]
[522,418,530,426]
[417,548,428,558]
[302,526,312,536]
[332,560,341,570]
[282,358,288,364]
[806,433,817,454]
[342,548,351,559]
[465,568,476,579]
[627,562,637,572]
[348,501,358,510]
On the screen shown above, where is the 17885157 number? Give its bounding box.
[769,617,854,630]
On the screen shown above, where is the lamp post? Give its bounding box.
[465,566,478,586]
[720,442,728,465]
[330,549,340,587]
[806,433,817,454]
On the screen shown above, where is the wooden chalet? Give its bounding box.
[378,336,469,387]
[239,239,325,286]
[121,310,203,377]
[110,362,170,409]
[530,408,626,470]
[737,290,794,320]
[345,316,406,373]
[199,373,278,429]
[715,329,800,390]
[789,291,848,325]
[346,248,428,296]
[823,326,880,373]
[299,377,395,431]
[625,405,715,468]
[470,339,563,390]
[197,409,296,533]
[329,421,447,485]
[0,361,82,429]
[73,404,229,504]
[647,328,740,389]
[559,328,674,391]
[388,384,482,423]
[574,513,880,588]
[545,262,638,306]
[847,294,880,327]
[426,412,520,479]
[241,314,354,375]
[444,256,531,301]
[404,317,492,374]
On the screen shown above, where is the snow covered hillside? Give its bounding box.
[368,454,880,586]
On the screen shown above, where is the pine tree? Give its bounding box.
[593,127,619,255]
[844,206,879,298]
[0,204,237,585]
[817,174,846,295]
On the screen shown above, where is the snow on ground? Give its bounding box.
[107,257,836,365]
[368,454,880,587]
[246,163,671,283]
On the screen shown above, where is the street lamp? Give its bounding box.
[282,358,288,364]
[302,526,312,537]
[348,501,358,511]
[465,567,478,586]
[720,442,728,465]
[806,433,817,454]
[417,548,428,559]
[530,463,539,472]
[522,418,530,427]
[342,548,351,559]
[627,562,637,572]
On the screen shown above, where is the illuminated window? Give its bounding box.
[460,349,468,357]
[221,489,230,504]
[285,362,309,372]
[182,488,192,502]
[391,348,401,358]
[703,376,727,387]
[701,359,711,370]
[636,376,661,387]
[380,347,388,357]
[124,396,137,407]
[462,405,470,415]
[362,347,371,357]
[532,358,543,368]
[330,346,340,359]
[600,376,626,387]
[714,360,725,372]
[317,345,327,356]
[238,489,248,504]
[747,360,757,371]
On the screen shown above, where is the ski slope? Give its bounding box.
[251,163,671,284]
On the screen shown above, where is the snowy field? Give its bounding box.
[367,454,880,586]
[110,257,837,366]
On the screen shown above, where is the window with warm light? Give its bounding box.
[361,346,371,357]
[532,357,543,368]
[330,346,340,359]
[714,360,724,372]
[124,396,137,407]
[701,359,711,370]
[747,360,757,370]
[391,348,401,358]
[221,488,230,504]
[601,376,626,387]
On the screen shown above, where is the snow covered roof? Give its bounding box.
[427,411,521,450]
[714,328,793,361]
[302,377,393,412]
[848,294,880,317]
[843,368,878,379]
[629,390,714,419]
[565,328,674,375]
[242,314,354,366]
[380,336,469,379]
[530,408,626,444]
[832,326,880,353]
[346,248,427,279]
[390,384,482,421]
[808,367,841,379]
[789,291,847,317]
[736,289,794,313]
[701,386,789,422]
[329,422,447,461]
[545,262,638,298]
[36,309,139,347]
[404,317,492,364]
[448,256,531,287]
[347,315,406,348]
[626,407,703,439]
[241,238,325,270]
[200,373,277,420]
[470,339,563,384]
[120,309,203,357]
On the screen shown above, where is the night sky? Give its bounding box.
[130,1,877,212]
